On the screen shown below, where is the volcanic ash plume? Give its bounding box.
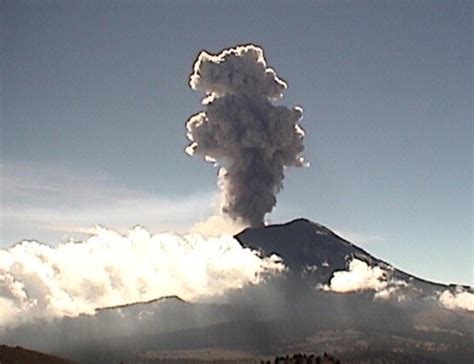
[185,45,307,227]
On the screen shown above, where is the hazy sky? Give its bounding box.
[1,0,472,285]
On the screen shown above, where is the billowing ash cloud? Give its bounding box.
[185,45,307,227]
[0,227,284,328]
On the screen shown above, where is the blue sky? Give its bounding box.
[1,0,472,285]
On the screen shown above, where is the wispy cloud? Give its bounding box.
[1,161,216,246]
[332,229,386,245]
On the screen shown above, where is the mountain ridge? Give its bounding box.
[271,218,469,288]
[91,218,468,311]
[3,218,472,363]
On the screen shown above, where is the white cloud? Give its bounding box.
[332,229,385,245]
[439,290,474,312]
[0,161,288,328]
[324,259,387,293]
[0,161,216,245]
[0,225,284,328]
[322,258,407,300]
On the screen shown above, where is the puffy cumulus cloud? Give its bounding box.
[322,259,407,300]
[324,259,387,293]
[0,297,21,328]
[186,44,307,227]
[0,226,284,328]
[439,289,474,312]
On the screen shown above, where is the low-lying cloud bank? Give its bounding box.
[0,226,284,328]
[322,259,474,312]
[322,259,407,300]
[439,289,474,312]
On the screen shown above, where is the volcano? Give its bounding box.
[2,219,473,364]
[236,218,461,301]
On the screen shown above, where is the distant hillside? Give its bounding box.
[95,295,186,312]
[0,345,76,364]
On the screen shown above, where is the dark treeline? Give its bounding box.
[118,352,342,364]
[262,352,341,364]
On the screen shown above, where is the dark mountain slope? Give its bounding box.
[236,218,461,298]
[0,345,76,364]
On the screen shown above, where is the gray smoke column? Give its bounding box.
[185,45,307,227]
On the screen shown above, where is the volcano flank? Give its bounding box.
[3,219,473,364]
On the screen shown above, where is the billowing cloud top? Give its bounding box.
[190,45,287,101]
[322,258,408,301]
[0,226,284,328]
[439,289,474,312]
[186,44,307,227]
